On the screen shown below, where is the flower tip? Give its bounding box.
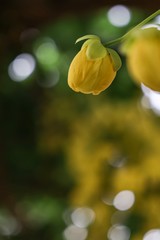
[75,34,100,44]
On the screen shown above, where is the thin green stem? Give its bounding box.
[104,36,125,47]
[124,9,160,37]
[104,9,160,47]
[104,37,123,47]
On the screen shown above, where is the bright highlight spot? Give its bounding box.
[8,53,36,81]
[142,24,160,30]
[113,190,135,211]
[107,5,131,27]
[63,224,88,240]
[71,207,95,228]
[108,224,130,240]
[141,84,160,115]
[154,15,160,25]
[143,229,160,240]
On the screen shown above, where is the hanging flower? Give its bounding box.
[121,27,160,91]
[68,35,122,95]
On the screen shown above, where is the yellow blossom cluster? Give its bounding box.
[37,93,160,239]
[66,100,160,240]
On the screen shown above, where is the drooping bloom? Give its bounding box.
[68,35,121,95]
[121,27,160,91]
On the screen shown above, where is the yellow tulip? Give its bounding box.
[68,35,121,95]
[121,27,160,91]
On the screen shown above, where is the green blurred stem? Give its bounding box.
[105,9,160,47]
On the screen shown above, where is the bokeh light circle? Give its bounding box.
[113,190,135,211]
[8,53,36,81]
[71,207,95,228]
[107,224,130,240]
[63,224,88,240]
[143,229,160,240]
[107,5,131,27]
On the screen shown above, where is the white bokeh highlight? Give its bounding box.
[71,207,95,228]
[108,224,130,240]
[107,5,131,27]
[8,53,36,81]
[63,224,88,240]
[141,84,160,115]
[143,229,160,240]
[113,190,135,211]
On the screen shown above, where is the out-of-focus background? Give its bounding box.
[0,1,160,240]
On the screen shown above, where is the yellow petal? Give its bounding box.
[127,37,160,91]
[68,47,116,95]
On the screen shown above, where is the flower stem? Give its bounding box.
[105,9,160,47]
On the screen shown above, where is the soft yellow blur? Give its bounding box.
[38,94,160,240]
[122,27,160,91]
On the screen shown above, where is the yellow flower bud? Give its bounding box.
[68,35,121,95]
[121,27,160,91]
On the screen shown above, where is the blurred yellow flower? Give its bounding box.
[68,35,121,95]
[121,27,160,91]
